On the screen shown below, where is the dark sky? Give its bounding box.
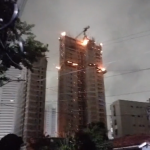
[21,0,150,132]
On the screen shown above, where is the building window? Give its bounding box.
[113,105,116,116]
[115,129,118,136]
[114,120,117,125]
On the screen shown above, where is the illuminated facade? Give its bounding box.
[58,33,107,137]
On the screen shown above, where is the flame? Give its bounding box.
[61,32,66,36]
[56,66,61,70]
[101,68,106,71]
[72,63,78,66]
[82,39,89,46]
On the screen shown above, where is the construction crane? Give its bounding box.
[75,26,90,39]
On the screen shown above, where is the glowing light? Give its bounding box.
[100,43,103,46]
[82,39,89,46]
[101,68,106,71]
[56,66,61,70]
[72,63,78,66]
[61,32,66,36]
[98,70,101,73]
[67,61,72,63]
[10,100,14,102]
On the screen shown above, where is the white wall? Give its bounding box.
[44,104,57,137]
[0,67,23,138]
[142,146,150,150]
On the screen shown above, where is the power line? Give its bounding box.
[46,66,150,89]
[44,99,150,107]
[102,29,150,43]
[105,67,150,78]
[46,88,150,98]
[105,33,150,46]
[106,89,150,97]
[3,65,150,87]
[1,103,149,117]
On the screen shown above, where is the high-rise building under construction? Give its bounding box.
[57,29,107,137]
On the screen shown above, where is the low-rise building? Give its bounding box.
[110,100,150,138]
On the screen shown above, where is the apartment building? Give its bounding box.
[58,33,107,137]
[0,67,24,139]
[111,100,150,138]
[14,57,47,142]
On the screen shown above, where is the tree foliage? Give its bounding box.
[59,138,73,150]
[0,0,49,84]
[27,134,51,150]
[0,18,49,72]
[84,122,112,150]
[26,123,112,150]
[73,131,96,150]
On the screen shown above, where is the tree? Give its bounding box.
[27,134,52,150]
[73,131,96,150]
[59,122,112,150]
[59,138,73,150]
[84,122,112,150]
[0,0,49,84]
[0,134,24,150]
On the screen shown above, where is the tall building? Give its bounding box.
[0,67,24,139]
[14,57,47,141]
[44,104,57,137]
[57,32,107,137]
[110,100,150,138]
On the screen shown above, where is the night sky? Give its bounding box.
[21,0,150,133]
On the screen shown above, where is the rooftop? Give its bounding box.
[113,134,150,148]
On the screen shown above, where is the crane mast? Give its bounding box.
[75,26,90,39]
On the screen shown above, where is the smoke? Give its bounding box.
[21,0,150,130]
